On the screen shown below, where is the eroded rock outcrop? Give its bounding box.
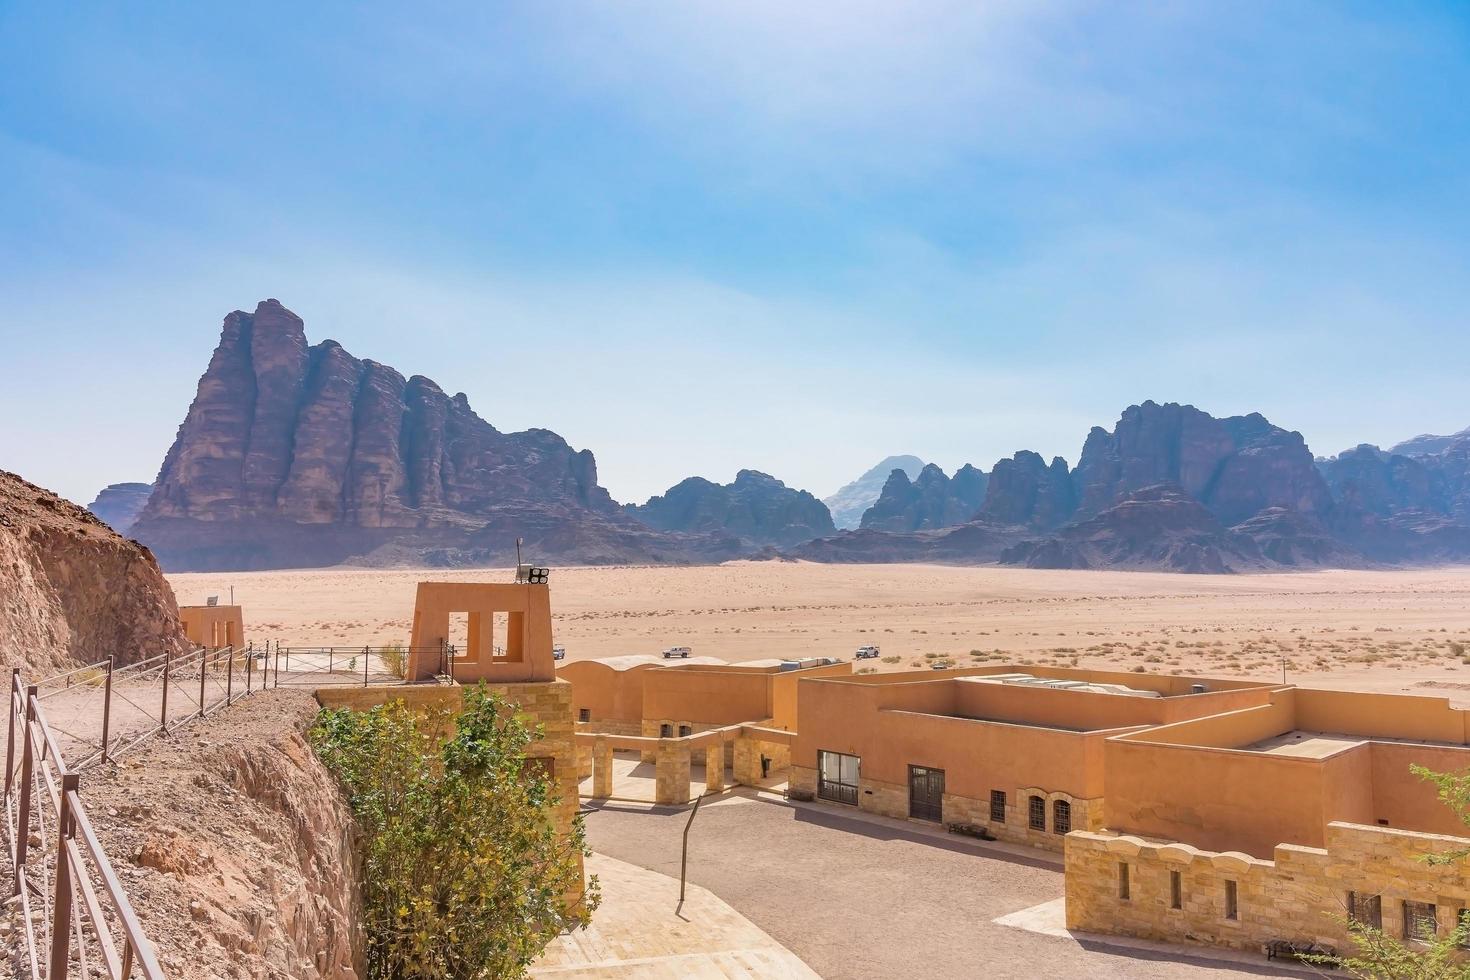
[0,470,188,674]
[1318,437,1470,561]
[978,451,1076,529]
[822,455,925,530]
[859,463,988,532]
[625,470,835,548]
[85,691,363,979]
[86,482,153,535]
[132,300,734,570]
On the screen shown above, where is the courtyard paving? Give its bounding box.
[582,791,1323,980]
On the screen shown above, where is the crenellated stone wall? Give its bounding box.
[1065,821,1470,954]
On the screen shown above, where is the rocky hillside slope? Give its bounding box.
[131,300,735,570]
[87,482,153,535]
[1390,426,1470,457]
[822,455,924,529]
[860,463,988,532]
[626,470,835,548]
[0,470,188,674]
[81,691,363,979]
[795,402,1470,572]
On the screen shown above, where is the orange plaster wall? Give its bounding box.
[1368,741,1470,834]
[1116,693,1298,749]
[557,661,649,723]
[770,662,852,730]
[1102,736,1330,857]
[179,605,245,649]
[642,668,772,725]
[1295,688,1470,745]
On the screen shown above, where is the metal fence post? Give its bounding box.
[364,645,370,687]
[199,649,208,719]
[273,641,280,689]
[14,685,37,895]
[329,648,334,675]
[49,772,80,980]
[100,656,114,763]
[226,646,234,706]
[160,647,172,735]
[246,644,253,695]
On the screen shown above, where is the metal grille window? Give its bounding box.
[1169,870,1182,910]
[817,750,861,806]
[578,708,590,722]
[1028,795,1046,831]
[1224,880,1238,920]
[659,723,672,738]
[1053,799,1071,835]
[1404,901,1438,942]
[990,790,1007,823]
[1348,892,1382,930]
[678,724,692,737]
[1118,863,1130,901]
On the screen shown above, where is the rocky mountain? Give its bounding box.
[131,299,737,570]
[1,470,189,674]
[1390,426,1470,458]
[625,470,835,548]
[823,455,924,529]
[860,463,988,532]
[87,482,152,535]
[791,401,1462,573]
[1318,437,1470,562]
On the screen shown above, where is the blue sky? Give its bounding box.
[2,2,1468,507]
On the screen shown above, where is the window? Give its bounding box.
[1053,799,1071,835]
[1348,892,1382,930]
[1404,901,1438,942]
[1028,796,1046,831]
[659,723,672,738]
[1224,880,1238,921]
[1118,863,1130,901]
[817,750,861,806]
[1169,870,1182,910]
[578,708,590,722]
[990,790,1007,823]
[678,724,692,738]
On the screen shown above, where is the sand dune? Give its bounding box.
[167,561,1470,700]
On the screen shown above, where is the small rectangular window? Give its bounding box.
[1053,799,1071,834]
[1349,892,1382,930]
[659,723,672,738]
[1405,901,1438,942]
[1224,880,1237,920]
[990,790,1006,823]
[578,708,590,722]
[1169,870,1182,910]
[678,724,692,738]
[1028,796,1046,831]
[1118,862,1130,901]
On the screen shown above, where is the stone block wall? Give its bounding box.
[733,737,791,785]
[1066,821,1470,955]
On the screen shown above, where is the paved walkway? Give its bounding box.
[583,791,1320,980]
[531,852,820,978]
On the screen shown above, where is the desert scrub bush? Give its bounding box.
[311,684,597,979]
[881,655,901,664]
[1451,641,1467,659]
[378,642,408,679]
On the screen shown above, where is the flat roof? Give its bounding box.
[1243,729,1470,757]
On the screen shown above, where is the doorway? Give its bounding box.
[908,765,945,822]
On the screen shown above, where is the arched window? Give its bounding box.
[1053,799,1072,834]
[1028,795,1046,830]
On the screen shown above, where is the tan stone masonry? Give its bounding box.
[1065,821,1470,954]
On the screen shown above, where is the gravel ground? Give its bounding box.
[584,795,1317,980]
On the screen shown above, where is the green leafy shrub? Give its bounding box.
[378,643,408,679]
[311,684,598,979]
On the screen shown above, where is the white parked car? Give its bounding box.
[552,646,566,661]
[662,646,692,659]
[854,645,881,659]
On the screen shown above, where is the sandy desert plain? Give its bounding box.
[164,561,1470,700]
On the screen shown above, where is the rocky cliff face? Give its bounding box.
[625,470,835,548]
[1,471,189,675]
[1390,426,1470,458]
[1070,402,1332,527]
[822,455,925,530]
[132,300,731,570]
[84,692,363,979]
[87,482,153,535]
[859,463,988,532]
[978,451,1076,529]
[1318,437,1470,561]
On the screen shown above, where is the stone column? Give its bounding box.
[733,737,758,786]
[655,742,691,805]
[705,744,725,794]
[592,736,613,799]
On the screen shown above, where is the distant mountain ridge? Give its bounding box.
[822,455,924,529]
[625,470,835,548]
[860,463,988,532]
[87,482,152,535]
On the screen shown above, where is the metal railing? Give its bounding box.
[4,669,168,979]
[267,643,443,688]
